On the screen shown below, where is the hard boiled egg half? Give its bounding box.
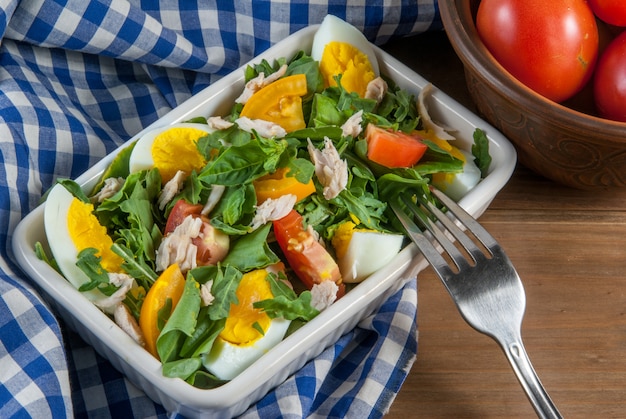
[311,14,379,97]
[202,269,291,380]
[332,221,404,283]
[128,123,214,182]
[431,146,482,202]
[44,183,124,300]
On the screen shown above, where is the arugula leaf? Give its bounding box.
[222,223,280,271]
[198,139,280,186]
[90,142,135,196]
[111,243,157,287]
[55,178,90,203]
[75,248,117,295]
[179,307,226,358]
[94,169,163,266]
[190,265,242,321]
[185,369,227,389]
[34,241,60,273]
[156,276,202,363]
[253,272,320,322]
[162,357,203,381]
[209,183,256,230]
[472,128,492,177]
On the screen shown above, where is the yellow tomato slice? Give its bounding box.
[253,167,316,204]
[139,263,186,359]
[240,74,308,133]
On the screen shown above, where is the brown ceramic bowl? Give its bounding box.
[439,0,626,189]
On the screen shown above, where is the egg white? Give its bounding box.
[311,14,379,76]
[44,184,103,301]
[128,123,215,175]
[338,231,404,283]
[432,149,482,202]
[202,317,291,380]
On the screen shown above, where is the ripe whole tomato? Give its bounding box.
[593,31,626,122]
[476,0,599,103]
[587,0,626,27]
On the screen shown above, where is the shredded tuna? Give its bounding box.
[235,64,288,104]
[418,83,456,141]
[200,280,215,306]
[92,273,135,314]
[158,170,186,210]
[307,137,348,200]
[364,77,388,103]
[201,184,226,215]
[155,215,203,272]
[92,177,125,203]
[341,110,363,138]
[207,116,233,130]
[114,303,146,346]
[310,280,339,311]
[250,194,297,230]
[235,116,287,139]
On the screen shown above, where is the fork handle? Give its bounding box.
[501,339,562,419]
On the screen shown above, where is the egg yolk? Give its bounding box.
[332,220,375,259]
[151,127,208,182]
[219,269,274,346]
[319,41,376,97]
[67,197,123,272]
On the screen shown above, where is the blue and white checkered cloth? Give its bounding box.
[0,1,440,417]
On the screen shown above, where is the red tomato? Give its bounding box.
[476,0,599,103]
[273,210,345,298]
[164,199,229,266]
[593,31,626,121]
[588,0,626,27]
[365,124,428,168]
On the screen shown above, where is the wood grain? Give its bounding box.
[382,31,626,418]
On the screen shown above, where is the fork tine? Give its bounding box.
[398,194,474,272]
[429,187,499,251]
[390,200,455,278]
[415,193,489,265]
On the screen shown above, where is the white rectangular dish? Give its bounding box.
[12,24,516,418]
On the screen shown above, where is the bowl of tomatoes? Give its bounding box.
[439,0,626,189]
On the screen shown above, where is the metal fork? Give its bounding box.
[391,186,562,419]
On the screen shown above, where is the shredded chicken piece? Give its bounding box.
[364,76,388,103]
[207,116,234,130]
[235,116,287,139]
[114,303,145,346]
[310,280,339,311]
[91,177,125,203]
[200,280,215,306]
[417,83,456,141]
[341,110,363,138]
[201,184,226,216]
[307,137,348,200]
[92,273,135,314]
[250,194,297,230]
[155,215,203,272]
[235,64,288,104]
[158,170,186,210]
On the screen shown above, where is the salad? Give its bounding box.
[36,15,491,389]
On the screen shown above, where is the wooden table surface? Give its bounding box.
[382,31,626,418]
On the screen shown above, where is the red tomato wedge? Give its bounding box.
[273,209,345,298]
[365,123,428,168]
